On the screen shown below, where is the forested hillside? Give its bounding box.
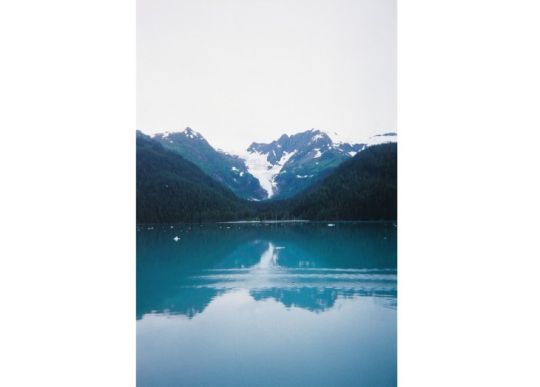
[137,133,397,223]
[152,128,267,200]
[288,143,397,220]
[136,132,255,223]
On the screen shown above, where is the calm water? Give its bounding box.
[137,222,397,387]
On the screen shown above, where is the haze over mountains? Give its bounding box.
[149,127,396,201]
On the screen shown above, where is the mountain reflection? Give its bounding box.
[137,222,397,319]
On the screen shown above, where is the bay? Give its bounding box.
[137,222,397,386]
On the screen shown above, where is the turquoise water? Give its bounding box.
[137,222,397,387]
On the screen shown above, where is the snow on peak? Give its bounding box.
[150,127,206,141]
[311,133,325,142]
[321,129,397,148]
[322,130,346,144]
[150,131,170,139]
[365,132,397,146]
[183,127,202,139]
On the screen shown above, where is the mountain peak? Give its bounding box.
[151,127,208,144]
[183,127,203,139]
[238,129,369,199]
[148,127,267,201]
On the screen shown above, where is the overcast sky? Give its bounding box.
[137,0,396,152]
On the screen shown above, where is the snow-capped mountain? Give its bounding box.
[147,127,396,201]
[151,128,267,200]
[237,129,393,199]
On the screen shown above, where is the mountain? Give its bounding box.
[136,132,397,222]
[147,127,396,202]
[151,128,266,201]
[288,142,397,220]
[240,129,369,199]
[136,131,254,223]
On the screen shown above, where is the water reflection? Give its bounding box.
[137,222,397,319]
[193,242,396,314]
[137,222,397,387]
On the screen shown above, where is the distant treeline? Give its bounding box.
[137,132,397,223]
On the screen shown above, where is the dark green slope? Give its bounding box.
[136,132,253,223]
[287,143,397,220]
[153,128,266,200]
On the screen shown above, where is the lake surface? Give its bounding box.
[137,222,397,387]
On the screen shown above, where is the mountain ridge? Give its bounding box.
[151,128,267,201]
[144,127,396,201]
[136,131,255,223]
[242,129,368,199]
[136,132,397,223]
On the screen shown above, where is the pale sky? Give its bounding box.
[137,0,396,152]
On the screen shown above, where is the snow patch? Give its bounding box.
[231,166,239,172]
[323,130,346,145]
[151,131,170,139]
[313,148,322,158]
[183,127,202,140]
[365,133,397,147]
[311,133,324,142]
[240,149,297,198]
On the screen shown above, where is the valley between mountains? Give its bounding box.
[136,128,397,223]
